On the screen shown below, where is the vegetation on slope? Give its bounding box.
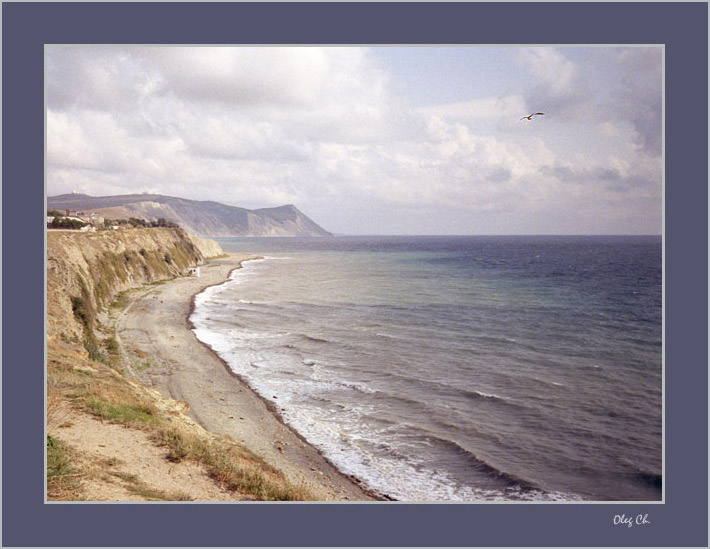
[47,334,311,501]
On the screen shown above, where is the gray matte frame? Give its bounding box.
[3,2,707,547]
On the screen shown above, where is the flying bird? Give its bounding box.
[520,112,545,121]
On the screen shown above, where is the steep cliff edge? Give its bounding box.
[47,228,220,341]
[189,235,225,259]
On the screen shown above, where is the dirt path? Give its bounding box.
[114,255,373,501]
[52,406,242,501]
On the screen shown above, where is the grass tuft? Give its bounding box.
[47,392,73,434]
[104,336,119,355]
[156,428,310,501]
[85,398,157,425]
[47,435,83,500]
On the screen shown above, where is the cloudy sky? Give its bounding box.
[46,46,662,235]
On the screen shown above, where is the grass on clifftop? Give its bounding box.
[47,338,312,502]
[158,428,307,501]
[84,398,159,425]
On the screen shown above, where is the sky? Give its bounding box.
[46,46,662,235]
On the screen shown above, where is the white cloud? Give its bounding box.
[615,48,662,155]
[46,46,662,234]
[518,48,578,96]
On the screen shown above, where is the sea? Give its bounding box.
[190,235,663,502]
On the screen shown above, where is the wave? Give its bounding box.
[420,436,579,501]
[461,389,510,402]
[632,470,662,492]
[337,379,378,395]
[426,435,539,490]
[395,374,528,413]
[283,335,333,353]
[376,332,408,341]
[300,334,332,344]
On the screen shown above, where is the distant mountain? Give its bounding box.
[47,193,332,237]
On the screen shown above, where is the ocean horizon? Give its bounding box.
[191,235,663,502]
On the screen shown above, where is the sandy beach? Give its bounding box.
[114,253,375,501]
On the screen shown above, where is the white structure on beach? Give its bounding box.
[188,267,200,277]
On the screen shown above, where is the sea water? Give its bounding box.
[190,236,662,501]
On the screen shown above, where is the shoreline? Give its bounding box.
[115,253,377,501]
[186,259,388,500]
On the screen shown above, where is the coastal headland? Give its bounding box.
[46,228,373,501]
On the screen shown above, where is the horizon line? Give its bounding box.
[213,233,662,238]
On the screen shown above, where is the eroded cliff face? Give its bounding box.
[189,235,224,259]
[47,228,222,341]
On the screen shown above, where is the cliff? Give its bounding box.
[47,193,332,237]
[46,230,318,502]
[47,228,220,341]
[189,235,225,259]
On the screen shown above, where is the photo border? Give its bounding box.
[3,2,707,547]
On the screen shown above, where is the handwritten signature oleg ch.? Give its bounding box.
[613,514,651,528]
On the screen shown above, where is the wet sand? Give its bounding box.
[114,254,375,501]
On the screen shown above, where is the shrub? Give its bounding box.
[71,296,91,330]
[103,337,119,355]
[52,217,86,230]
[84,341,106,363]
[151,218,180,228]
[127,217,149,228]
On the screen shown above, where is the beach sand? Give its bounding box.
[114,253,375,501]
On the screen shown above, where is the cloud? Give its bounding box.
[516,48,589,121]
[515,47,662,157]
[615,48,662,155]
[518,48,578,97]
[47,48,157,112]
[46,46,662,234]
[146,47,338,107]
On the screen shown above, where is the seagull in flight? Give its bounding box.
[520,112,545,121]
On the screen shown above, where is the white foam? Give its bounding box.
[339,380,377,395]
[476,391,504,400]
[279,402,578,501]
[228,257,266,279]
[194,317,581,501]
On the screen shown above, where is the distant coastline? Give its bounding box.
[47,193,332,238]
